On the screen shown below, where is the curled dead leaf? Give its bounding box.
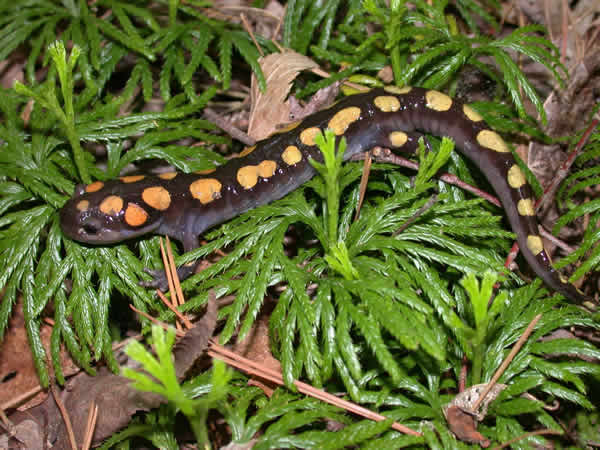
[248,51,318,140]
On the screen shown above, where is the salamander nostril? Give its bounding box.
[82,223,99,235]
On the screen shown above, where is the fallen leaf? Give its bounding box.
[4,300,219,448]
[232,300,281,396]
[0,300,78,411]
[174,296,218,380]
[443,383,506,446]
[248,51,318,140]
[445,405,490,447]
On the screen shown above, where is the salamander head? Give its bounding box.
[60,181,162,244]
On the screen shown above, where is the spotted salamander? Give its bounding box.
[60,86,588,302]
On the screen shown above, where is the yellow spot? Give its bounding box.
[99,195,123,216]
[527,235,544,255]
[300,127,321,146]
[120,175,145,183]
[463,105,483,122]
[517,198,535,216]
[159,172,177,180]
[195,168,216,175]
[142,186,171,211]
[276,120,302,134]
[258,160,277,178]
[85,181,104,193]
[559,275,568,284]
[237,166,258,189]
[124,203,148,227]
[282,146,302,165]
[477,129,510,153]
[507,165,526,188]
[389,131,408,147]
[238,146,256,158]
[76,200,89,212]
[373,96,400,112]
[425,90,453,111]
[328,107,361,135]
[189,178,222,204]
[384,86,412,94]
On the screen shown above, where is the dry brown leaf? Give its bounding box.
[248,51,318,140]
[445,405,490,447]
[173,297,218,380]
[0,300,78,411]
[3,300,219,448]
[232,301,281,396]
[443,383,506,446]
[445,383,507,421]
[233,302,280,370]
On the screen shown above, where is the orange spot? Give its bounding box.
[328,107,361,135]
[189,178,222,204]
[159,172,177,180]
[527,235,544,255]
[507,165,526,188]
[76,200,89,211]
[237,166,259,189]
[299,127,321,146]
[373,96,400,112]
[258,160,277,178]
[99,195,123,216]
[463,104,483,122]
[85,181,104,193]
[124,203,148,227]
[142,186,171,211]
[282,146,302,165]
[425,90,453,111]
[120,175,145,183]
[477,130,509,153]
[389,131,408,147]
[517,198,535,216]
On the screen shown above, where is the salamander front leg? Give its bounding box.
[140,262,199,292]
[140,234,201,291]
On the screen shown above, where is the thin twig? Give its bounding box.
[536,118,599,213]
[156,289,193,330]
[204,108,256,146]
[471,314,542,413]
[240,13,264,57]
[354,151,372,221]
[539,227,575,254]
[491,428,563,450]
[351,149,502,207]
[0,408,14,437]
[158,239,177,306]
[503,118,599,274]
[129,305,185,338]
[393,194,438,236]
[51,383,77,450]
[208,342,422,436]
[81,402,98,450]
[164,236,187,310]
[1,386,42,412]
